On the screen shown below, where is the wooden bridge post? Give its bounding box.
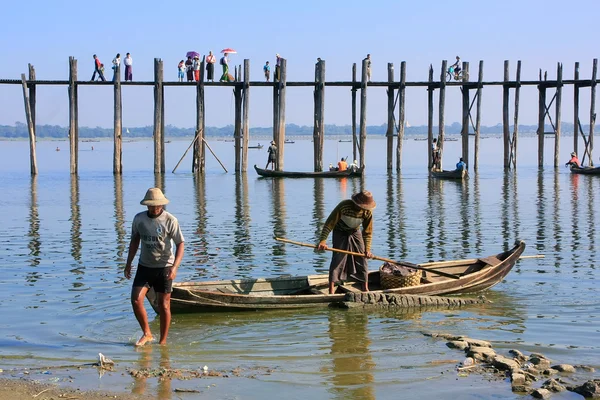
[396,61,406,171]
[113,64,122,174]
[313,59,325,172]
[278,59,287,171]
[438,60,447,169]
[272,63,280,170]
[234,72,242,172]
[242,59,250,172]
[503,61,510,168]
[474,60,483,170]
[510,61,522,170]
[537,69,547,167]
[20,74,37,175]
[68,56,78,175]
[28,64,36,129]
[573,62,580,156]
[427,65,434,169]
[590,59,597,166]
[461,61,470,168]
[554,62,563,167]
[386,63,394,170]
[153,58,164,174]
[351,63,357,163]
[193,59,205,173]
[359,58,368,167]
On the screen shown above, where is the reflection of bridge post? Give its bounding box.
[28,175,41,268]
[552,170,562,259]
[585,176,596,262]
[312,178,326,272]
[113,174,126,263]
[191,173,209,267]
[568,174,581,262]
[535,170,547,255]
[458,179,470,254]
[384,172,407,259]
[472,172,483,254]
[70,174,82,263]
[233,173,252,260]
[326,311,375,400]
[270,179,288,271]
[426,179,446,260]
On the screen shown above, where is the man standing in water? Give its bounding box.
[265,140,277,170]
[124,188,185,346]
[317,191,375,294]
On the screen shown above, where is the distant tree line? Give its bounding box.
[0,121,585,139]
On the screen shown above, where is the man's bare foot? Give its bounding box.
[135,334,154,346]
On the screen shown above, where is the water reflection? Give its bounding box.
[384,172,407,260]
[70,174,82,264]
[270,178,288,272]
[232,173,252,264]
[535,170,547,255]
[472,172,483,254]
[113,174,126,265]
[457,179,470,254]
[552,170,563,267]
[312,179,327,273]
[132,345,172,400]
[325,311,375,400]
[501,172,521,251]
[28,175,40,269]
[426,178,447,261]
[585,177,596,265]
[192,173,209,268]
[568,174,581,264]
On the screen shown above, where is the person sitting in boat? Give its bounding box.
[456,157,467,171]
[329,163,335,171]
[317,191,376,294]
[265,140,277,170]
[431,138,441,170]
[349,160,359,172]
[337,158,348,172]
[565,151,580,168]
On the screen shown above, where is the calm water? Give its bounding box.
[0,135,598,399]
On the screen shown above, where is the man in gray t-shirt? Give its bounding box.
[124,188,184,346]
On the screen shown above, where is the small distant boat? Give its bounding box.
[413,138,428,141]
[248,144,264,149]
[224,139,234,142]
[431,168,467,180]
[338,139,352,143]
[570,165,600,175]
[284,139,295,144]
[444,137,459,142]
[254,165,364,178]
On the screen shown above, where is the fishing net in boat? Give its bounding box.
[379,262,421,289]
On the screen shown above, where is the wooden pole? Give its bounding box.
[537,69,546,167]
[202,138,228,173]
[386,63,394,170]
[351,63,357,163]
[474,60,483,170]
[313,60,325,171]
[439,60,447,169]
[589,58,597,166]
[427,65,434,169]
[234,79,242,172]
[173,133,201,173]
[359,58,368,168]
[461,61,470,167]
[512,61,522,170]
[554,62,562,168]
[153,58,164,174]
[193,59,205,173]
[21,74,38,175]
[503,60,510,168]
[68,57,78,175]
[396,61,406,171]
[160,59,165,173]
[113,64,122,174]
[28,64,36,129]
[278,59,287,171]
[574,62,580,156]
[272,62,280,170]
[242,59,250,172]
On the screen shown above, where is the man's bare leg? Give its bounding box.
[157,292,171,345]
[131,286,154,346]
[329,282,335,295]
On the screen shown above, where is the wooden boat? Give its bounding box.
[431,168,467,180]
[338,139,352,143]
[285,139,295,144]
[570,165,600,175]
[147,240,525,313]
[254,164,364,178]
[247,144,264,149]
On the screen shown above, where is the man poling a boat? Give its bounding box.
[317,190,376,294]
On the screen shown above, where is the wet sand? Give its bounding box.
[0,378,143,400]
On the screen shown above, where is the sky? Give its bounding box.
[0,0,598,130]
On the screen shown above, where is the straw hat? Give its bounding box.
[571,151,577,157]
[271,140,276,145]
[351,191,376,210]
[140,188,169,206]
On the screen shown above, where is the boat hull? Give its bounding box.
[254,164,364,178]
[570,165,600,175]
[431,169,467,180]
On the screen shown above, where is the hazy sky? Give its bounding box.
[0,0,597,129]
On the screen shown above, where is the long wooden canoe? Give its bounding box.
[254,164,364,178]
[570,165,600,175]
[147,240,525,313]
[431,168,467,180]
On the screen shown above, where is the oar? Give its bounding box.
[274,237,461,280]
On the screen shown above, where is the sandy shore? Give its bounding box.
[0,378,143,400]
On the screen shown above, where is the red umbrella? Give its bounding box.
[221,48,237,54]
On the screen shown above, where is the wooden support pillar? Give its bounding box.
[153,58,164,174]
[351,63,357,163]
[313,59,325,172]
[554,62,563,167]
[242,59,250,172]
[113,64,122,174]
[537,69,547,167]
[574,62,580,156]
[474,60,483,170]
[511,61,522,170]
[386,63,394,170]
[28,64,36,129]
[68,56,78,175]
[277,59,287,171]
[396,61,406,171]
[438,60,447,169]
[193,59,205,173]
[503,61,510,168]
[20,74,38,175]
[359,58,368,167]
[427,65,434,169]
[234,78,242,172]
[589,58,597,166]
[461,61,470,167]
